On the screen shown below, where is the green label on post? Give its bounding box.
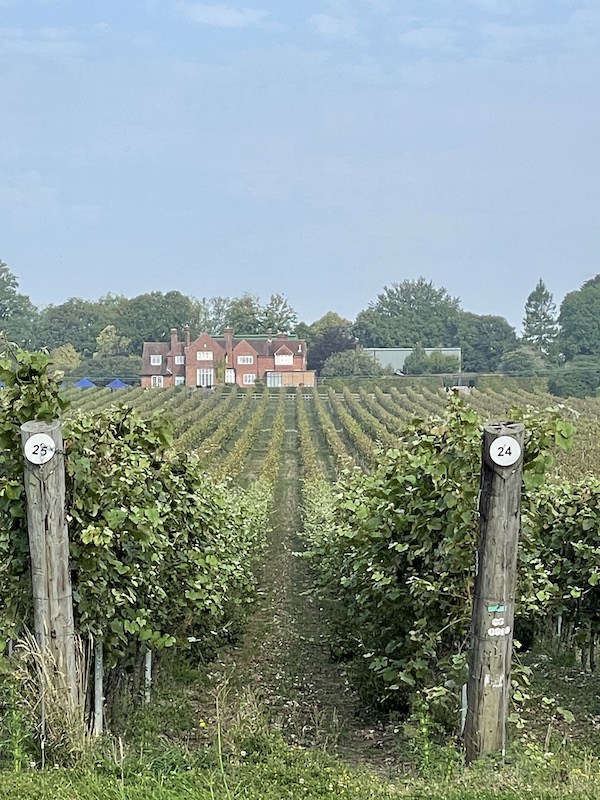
[487,604,507,613]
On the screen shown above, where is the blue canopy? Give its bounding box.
[106,379,129,389]
[74,377,96,388]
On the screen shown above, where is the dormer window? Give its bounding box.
[150,355,162,366]
[275,354,293,366]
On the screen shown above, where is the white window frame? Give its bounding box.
[175,355,184,365]
[237,354,254,365]
[151,375,163,388]
[225,368,236,384]
[197,350,213,361]
[197,368,214,387]
[175,376,185,386]
[242,373,256,385]
[275,353,293,366]
[150,354,162,366]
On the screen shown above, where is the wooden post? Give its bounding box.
[464,421,525,763]
[20,419,77,705]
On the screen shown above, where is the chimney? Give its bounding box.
[170,328,178,351]
[277,331,288,340]
[184,325,190,347]
[267,327,272,343]
[224,327,234,357]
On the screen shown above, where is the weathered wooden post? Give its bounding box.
[20,419,77,705]
[464,421,525,763]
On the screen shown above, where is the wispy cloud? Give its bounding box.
[309,14,363,43]
[399,26,458,52]
[178,2,267,28]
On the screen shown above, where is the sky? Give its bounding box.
[1,0,599,331]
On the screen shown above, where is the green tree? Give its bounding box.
[497,345,548,376]
[522,279,558,358]
[403,344,460,375]
[120,291,195,353]
[0,261,38,347]
[70,355,142,384]
[548,356,600,398]
[259,293,298,333]
[308,326,356,374]
[558,276,600,361]
[353,278,460,348]
[225,293,262,335]
[304,312,352,340]
[193,296,231,335]
[50,343,81,371]
[454,312,517,373]
[94,325,131,357]
[320,347,392,378]
[36,298,112,354]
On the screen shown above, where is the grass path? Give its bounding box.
[204,400,398,772]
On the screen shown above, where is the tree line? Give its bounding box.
[1,260,598,394]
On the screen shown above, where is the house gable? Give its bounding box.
[185,332,225,387]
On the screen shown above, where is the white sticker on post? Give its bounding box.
[24,433,56,465]
[489,435,521,467]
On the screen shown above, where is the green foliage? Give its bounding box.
[0,263,38,349]
[558,275,600,361]
[68,355,142,384]
[454,312,517,373]
[522,279,558,359]
[497,346,549,376]
[94,325,131,357]
[259,293,298,333]
[548,357,600,398]
[0,346,270,665]
[119,292,195,354]
[307,325,356,374]
[302,394,577,721]
[50,343,82,371]
[36,298,113,355]
[354,278,460,349]
[321,347,392,378]
[403,344,460,375]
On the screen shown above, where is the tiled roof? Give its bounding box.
[141,342,170,376]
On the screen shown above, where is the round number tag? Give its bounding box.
[24,433,56,465]
[489,435,521,467]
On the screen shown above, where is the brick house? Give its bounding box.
[141,327,316,388]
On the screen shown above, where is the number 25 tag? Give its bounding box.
[24,433,56,465]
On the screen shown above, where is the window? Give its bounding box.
[150,354,162,366]
[197,368,214,387]
[175,355,184,365]
[197,350,213,361]
[275,354,293,366]
[225,368,236,384]
[267,373,282,387]
[237,354,254,365]
[242,373,256,385]
[151,375,163,388]
[175,376,185,386]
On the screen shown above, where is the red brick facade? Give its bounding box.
[141,328,315,388]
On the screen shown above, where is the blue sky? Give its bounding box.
[1,0,599,330]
